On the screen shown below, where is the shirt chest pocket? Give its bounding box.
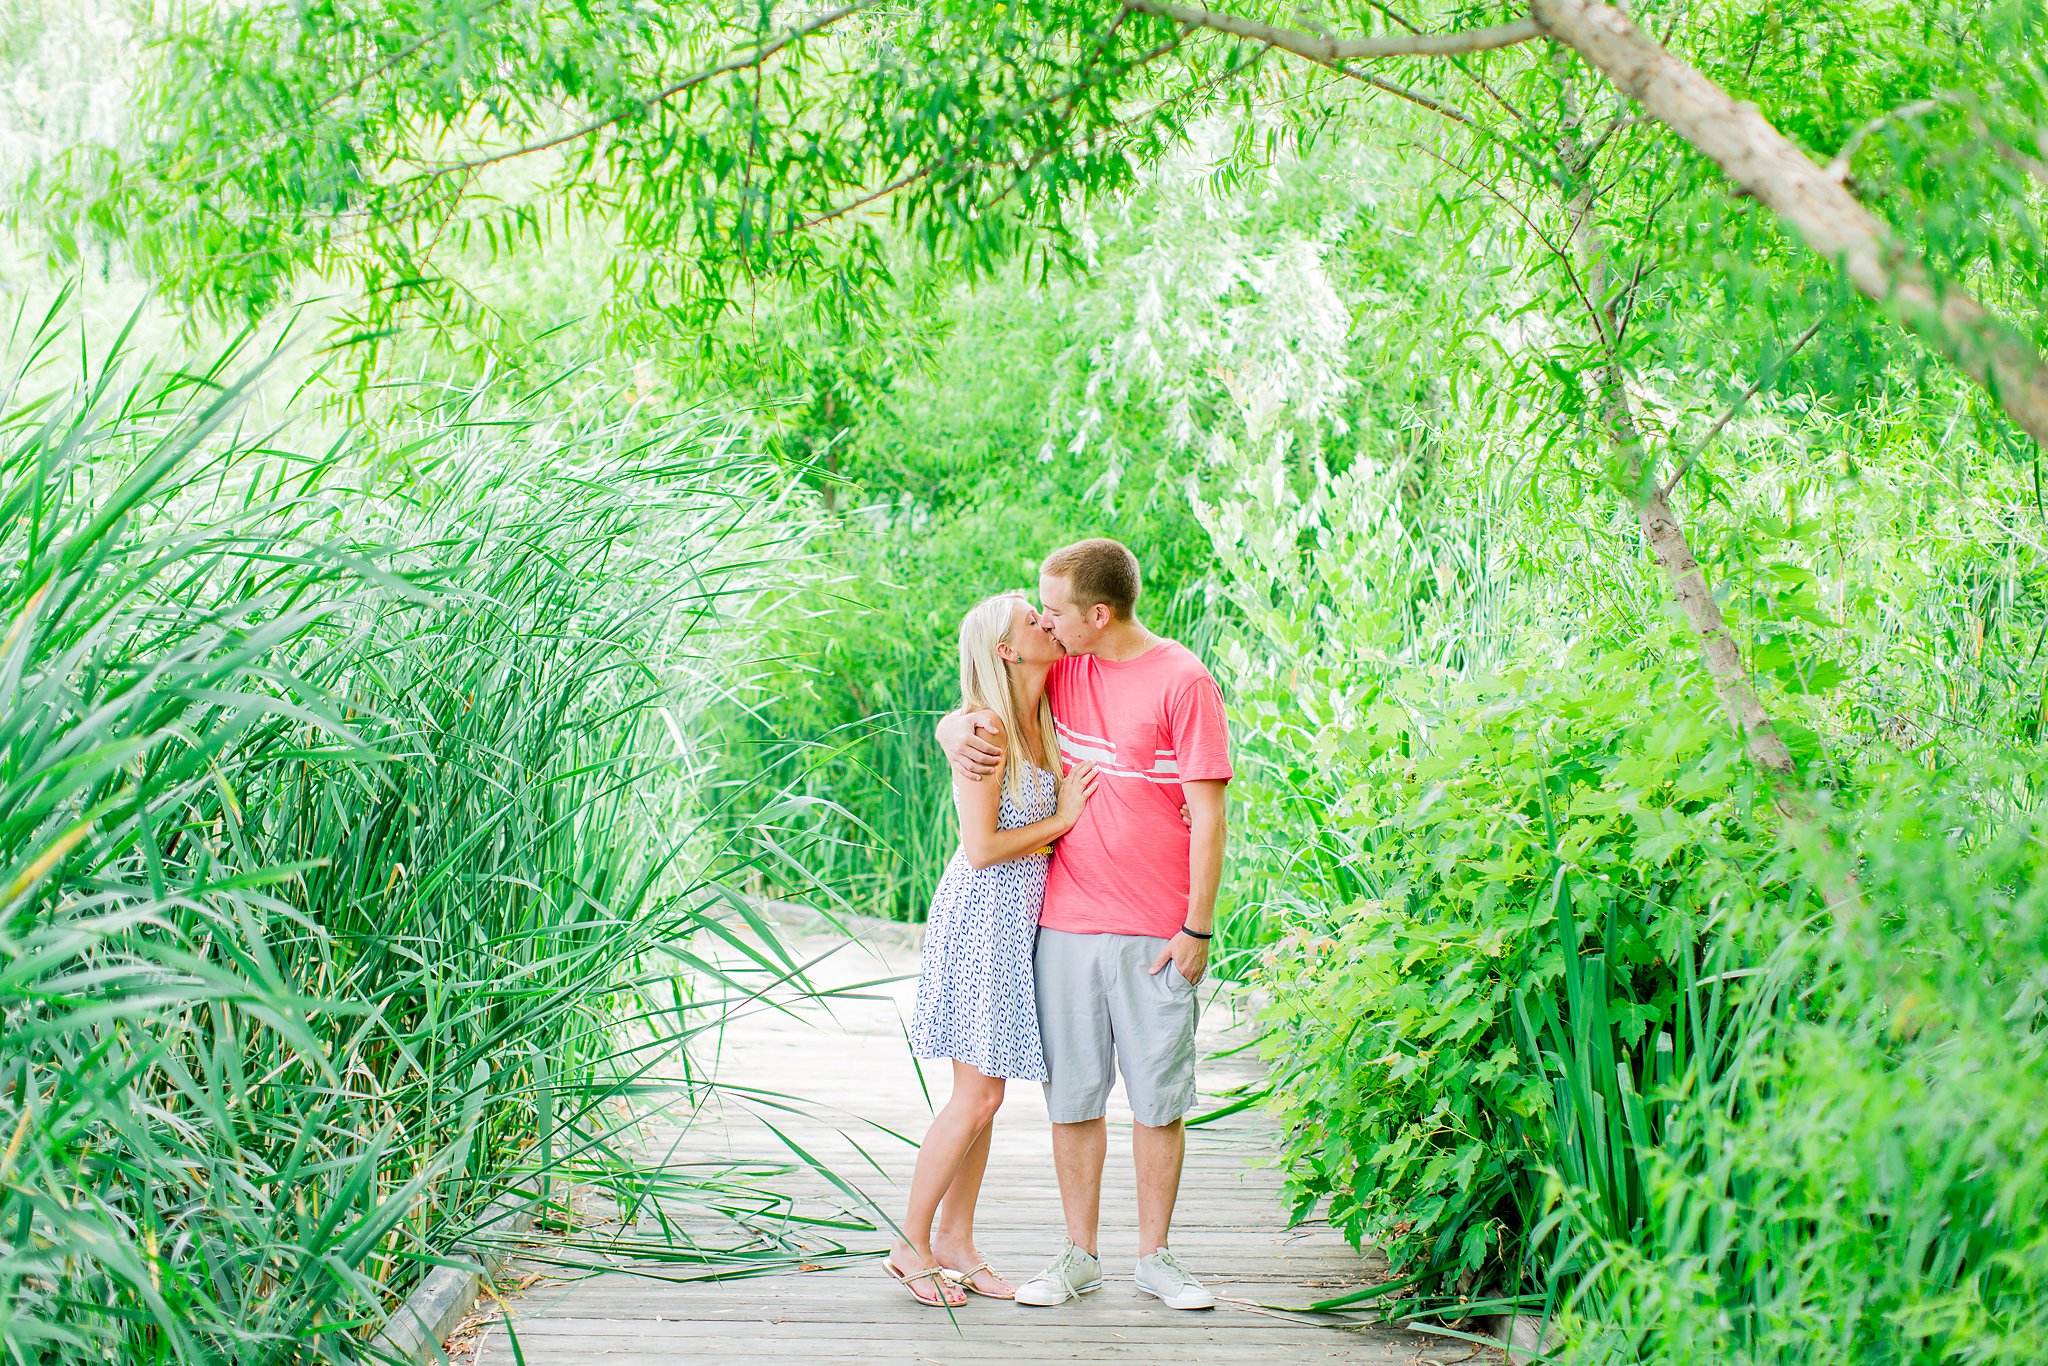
[1113,718,1173,785]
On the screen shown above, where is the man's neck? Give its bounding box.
[1090,619,1158,662]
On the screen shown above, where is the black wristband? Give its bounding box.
[1179,925,1213,940]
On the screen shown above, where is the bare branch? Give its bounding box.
[1825,97,1943,182]
[1405,140,1606,334]
[1531,0,2048,455]
[1351,70,1476,125]
[1577,111,1655,163]
[796,169,932,233]
[1119,0,1540,60]
[1658,315,1826,498]
[1358,0,1534,124]
[1212,30,1479,125]
[1992,136,2048,190]
[1160,14,1479,125]
[1115,0,1490,124]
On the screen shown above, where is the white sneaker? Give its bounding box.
[1013,1241,1102,1306]
[1133,1247,1216,1310]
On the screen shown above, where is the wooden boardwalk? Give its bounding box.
[473,914,1432,1365]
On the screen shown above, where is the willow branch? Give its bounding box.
[321,1,514,114]
[1230,41,1476,125]
[795,28,1204,234]
[417,2,879,180]
[1119,0,1539,59]
[1659,315,1826,497]
[1825,97,1942,181]
[1360,0,1531,124]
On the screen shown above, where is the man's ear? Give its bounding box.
[1092,604,1112,629]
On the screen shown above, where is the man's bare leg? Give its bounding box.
[1050,1117,1107,1255]
[1133,1117,1185,1257]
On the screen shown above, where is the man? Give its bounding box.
[937,537,1230,1311]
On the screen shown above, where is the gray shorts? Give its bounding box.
[1034,928,1199,1127]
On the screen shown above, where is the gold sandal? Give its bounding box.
[883,1257,966,1307]
[945,1261,1016,1300]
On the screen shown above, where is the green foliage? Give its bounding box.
[11,2,2048,1362]
[709,282,1223,919]
[677,103,2047,1360]
[1242,494,2048,1362]
[0,312,819,1362]
[1030,100,2048,1355]
[1257,642,1776,1289]
[26,0,2042,426]
[28,0,1243,375]
[1549,771,2048,1366]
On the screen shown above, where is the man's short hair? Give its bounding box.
[1042,538,1141,619]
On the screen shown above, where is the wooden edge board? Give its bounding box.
[369,1184,543,1363]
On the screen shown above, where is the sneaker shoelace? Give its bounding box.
[1047,1244,1093,1284]
[1149,1248,1202,1288]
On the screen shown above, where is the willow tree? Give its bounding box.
[36,0,2048,822]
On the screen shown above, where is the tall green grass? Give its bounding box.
[1227,421,2048,1363]
[1547,779,2048,1366]
[0,307,826,1363]
[713,563,1228,924]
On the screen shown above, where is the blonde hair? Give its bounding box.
[958,591,1061,803]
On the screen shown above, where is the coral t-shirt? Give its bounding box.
[1041,639,1233,939]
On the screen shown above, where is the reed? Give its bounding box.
[0,309,825,1363]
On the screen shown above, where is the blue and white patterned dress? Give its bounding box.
[909,763,1054,1081]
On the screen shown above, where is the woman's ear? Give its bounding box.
[995,640,1018,663]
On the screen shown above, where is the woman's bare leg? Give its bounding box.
[889,1061,1005,1302]
[931,1113,1014,1296]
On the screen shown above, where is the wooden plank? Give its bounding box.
[486,1344,1402,1364]
[508,1318,1395,1337]
[467,921,1437,1366]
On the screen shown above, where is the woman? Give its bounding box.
[883,591,1096,1307]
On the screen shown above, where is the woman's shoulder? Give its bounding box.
[956,707,1005,742]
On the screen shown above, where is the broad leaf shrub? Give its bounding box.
[1567,774,2048,1366]
[1254,647,2048,1363]
[1256,642,1782,1296]
[1238,541,2047,1364]
[1201,356,2048,1359]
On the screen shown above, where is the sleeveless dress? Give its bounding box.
[908,763,1054,1080]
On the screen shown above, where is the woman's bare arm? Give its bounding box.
[953,760,1097,869]
[936,708,1005,781]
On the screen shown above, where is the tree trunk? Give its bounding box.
[1606,389,1800,779]
[1629,436,1845,882]
[1541,19,1855,899]
[1553,93,1823,831]
[1530,0,2048,455]
[1587,282,1844,865]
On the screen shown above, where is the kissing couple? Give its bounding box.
[881,537,1232,1312]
